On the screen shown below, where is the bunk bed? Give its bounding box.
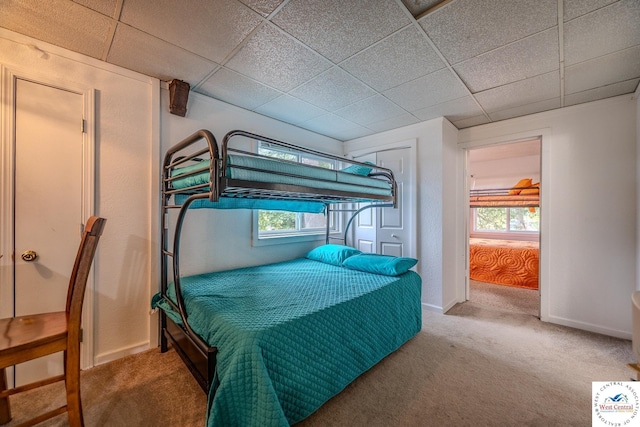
[469,187,539,208]
[153,129,422,426]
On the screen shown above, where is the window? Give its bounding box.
[254,142,338,244]
[471,207,539,239]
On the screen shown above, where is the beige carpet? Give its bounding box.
[469,279,539,317]
[3,301,633,426]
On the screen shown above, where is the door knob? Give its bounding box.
[21,250,38,262]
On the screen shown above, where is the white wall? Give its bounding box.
[160,90,343,278]
[344,118,462,312]
[637,84,640,293]
[469,154,540,190]
[460,95,637,339]
[0,29,158,364]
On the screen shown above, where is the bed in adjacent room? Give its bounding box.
[469,238,539,289]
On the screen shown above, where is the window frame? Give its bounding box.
[252,141,341,246]
[470,206,539,242]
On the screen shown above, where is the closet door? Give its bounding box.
[351,146,414,257]
[13,78,84,386]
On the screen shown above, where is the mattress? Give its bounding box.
[153,258,422,426]
[170,155,393,197]
[469,238,539,289]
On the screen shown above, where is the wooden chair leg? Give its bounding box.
[64,350,84,427]
[0,368,11,425]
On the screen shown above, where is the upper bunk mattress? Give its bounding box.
[153,258,422,427]
[170,155,393,197]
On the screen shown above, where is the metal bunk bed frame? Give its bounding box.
[160,129,397,392]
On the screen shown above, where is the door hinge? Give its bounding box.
[80,328,84,343]
[81,119,86,133]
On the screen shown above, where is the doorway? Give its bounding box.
[0,69,95,386]
[466,138,541,316]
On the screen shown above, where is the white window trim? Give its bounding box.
[251,141,342,246]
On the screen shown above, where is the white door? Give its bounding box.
[352,147,414,257]
[351,153,377,253]
[377,148,411,256]
[12,78,85,386]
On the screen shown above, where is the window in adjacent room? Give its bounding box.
[471,207,539,239]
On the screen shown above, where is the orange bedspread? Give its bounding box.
[469,238,539,289]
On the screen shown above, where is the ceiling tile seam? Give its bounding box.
[405,18,492,123]
[332,92,418,126]
[558,0,565,107]
[191,18,272,91]
[106,21,222,77]
[190,1,289,91]
[413,0,456,21]
[99,0,124,62]
[563,0,623,23]
[264,0,291,20]
[332,22,415,66]
[565,76,640,96]
[485,94,562,118]
[564,43,640,69]
[469,67,561,97]
[450,25,561,69]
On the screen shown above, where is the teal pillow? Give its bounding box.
[340,161,375,176]
[342,253,418,276]
[306,244,361,266]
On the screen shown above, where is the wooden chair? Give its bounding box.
[0,216,106,427]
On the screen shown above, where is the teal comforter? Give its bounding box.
[154,258,421,426]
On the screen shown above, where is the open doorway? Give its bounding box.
[466,138,541,317]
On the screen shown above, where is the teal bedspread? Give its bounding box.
[153,258,421,426]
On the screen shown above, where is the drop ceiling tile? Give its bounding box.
[400,0,447,18]
[563,0,617,21]
[419,0,558,64]
[225,23,331,92]
[334,127,377,141]
[298,114,370,141]
[564,0,640,66]
[475,71,560,113]
[451,115,491,129]
[0,0,112,59]
[290,67,376,111]
[197,67,281,111]
[413,96,484,122]
[488,97,560,121]
[454,28,559,93]
[237,0,286,17]
[341,26,446,92]
[120,0,262,63]
[334,95,406,126]
[107,24,218,84]
[564,79,640,106]
[73,0,118,17]
[272,0,410,63]
[565,45,640,94]
[254,95,326,124]
[383,68,469,112]
[366,113,421,133]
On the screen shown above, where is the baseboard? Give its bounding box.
[422,302,443,313]
[94,341,151,366]
[547,315,632,340]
